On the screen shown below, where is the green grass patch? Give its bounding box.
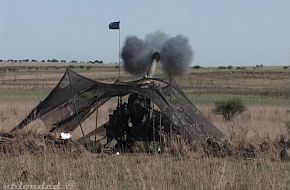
[187,93,289,106]
[0,89,50,102]
[0,88,288,107]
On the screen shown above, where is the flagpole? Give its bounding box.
[117,20,121,108]
[118,20,121,78]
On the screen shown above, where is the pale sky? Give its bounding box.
[0,0,289,66]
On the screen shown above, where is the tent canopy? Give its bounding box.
[12,68,223,143]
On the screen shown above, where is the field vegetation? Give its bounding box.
[0,62,289,189]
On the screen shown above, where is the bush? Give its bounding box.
[283,66,288,69]
[93,60,103,64]
[213,98,246,121]
[47,59,58,62]
[218,66,226,69]
[256,64,263,68]
[192,65,201,69]
[227,65,233,69]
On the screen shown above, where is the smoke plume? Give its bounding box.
[144,31,169,52]
[121,36,151,75]
[121,31,193,76]
[160,35,193,76]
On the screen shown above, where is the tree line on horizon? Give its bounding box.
[0,59,104,64]
[0,59,288,70]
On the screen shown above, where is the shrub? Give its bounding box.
[256,64,263,68]
[192,65,201,69]
[227,65,233,69]
[218,66,226,69]
[213,98,246,121]
[93,60,103,64]
[283,66,288,69]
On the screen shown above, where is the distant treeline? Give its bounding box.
[192,64,288,70]
[0,59,103,64]
[0,64,106,73]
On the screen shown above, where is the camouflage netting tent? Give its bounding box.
[12,68,223,144]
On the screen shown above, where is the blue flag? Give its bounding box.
[109,21,120,30]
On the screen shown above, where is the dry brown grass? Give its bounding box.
[200,105,288,140]
[0,153,289,189]
[1,101,287,140]
[0,64,290,189]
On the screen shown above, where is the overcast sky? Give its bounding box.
[0,0,289,66]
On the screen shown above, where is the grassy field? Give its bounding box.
[0,154,289,189]
[0,62,289,189]
[0,63,289,104]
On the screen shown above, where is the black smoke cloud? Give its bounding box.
[121,36,151,75]
[121,31,193,76]
[160,35,193,76]
[144,31,169,52]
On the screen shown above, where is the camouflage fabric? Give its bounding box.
[12,68,223,143]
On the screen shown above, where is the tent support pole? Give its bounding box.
[152,99,155,146]
[67,68,88,147]
[94,98,99,150]
[169,75,172,147]
[159,111,162,148]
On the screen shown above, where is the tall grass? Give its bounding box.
[1,65,289,189]
[0,153,289,190]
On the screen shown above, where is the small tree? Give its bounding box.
[218,66,226,69]
[192,65,201,69]
[213,98,246,121]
